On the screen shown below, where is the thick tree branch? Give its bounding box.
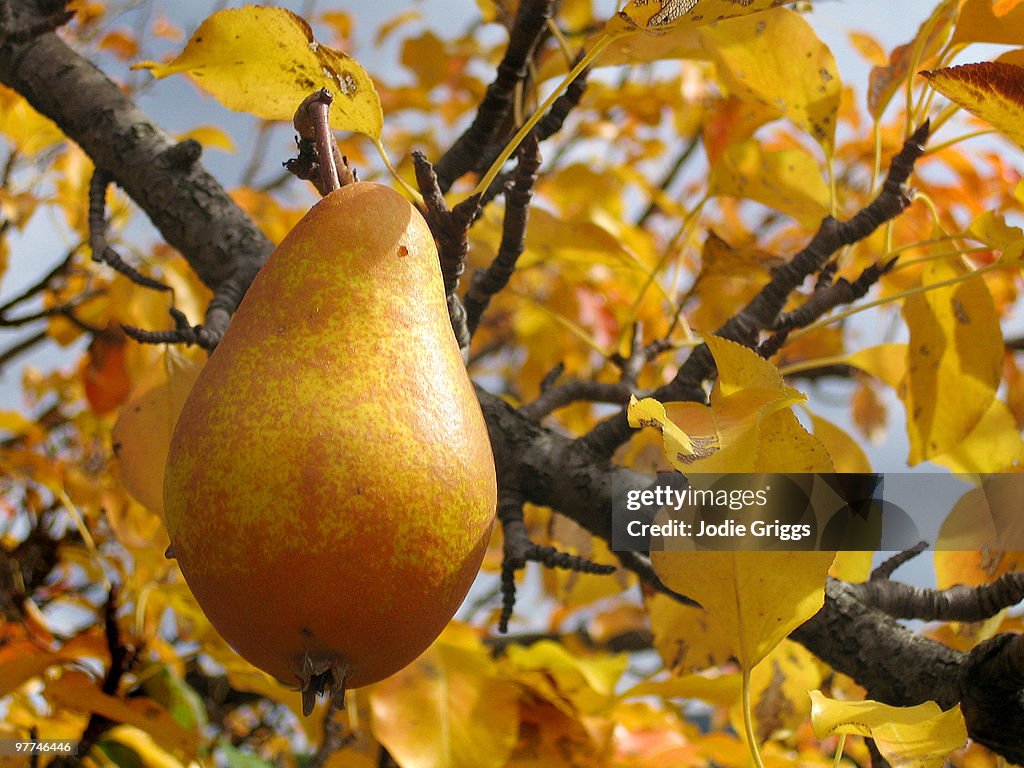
[0,15,272,347]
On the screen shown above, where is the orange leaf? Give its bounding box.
[46,670,199,759]
[0,627,108,697]
[80,328,132,414]
[953,0,1024,45]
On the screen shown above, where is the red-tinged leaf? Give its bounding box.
[80,328,132,414]
[868,0,956,118]
[702,96,781,166]
[921,62,1024,149]
[98,28,139,60]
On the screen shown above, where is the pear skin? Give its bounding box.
[163,182,497,713]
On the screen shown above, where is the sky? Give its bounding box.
[0,0,1001,476]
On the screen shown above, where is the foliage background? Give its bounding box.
[2,0,1024,767]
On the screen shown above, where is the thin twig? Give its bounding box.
[88,170,170,292]
[434,0,555,191]
[465,135,541,336]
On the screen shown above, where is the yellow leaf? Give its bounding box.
[937,473,1024,557]
[693,231,782,287]
[921,62,1024,150]
[666,390,780,473]
[0,85,64,155]
[626,670,742,707]
[660,337,814,473]
[699,8,841,151]
[953,0,1024,45]
[176,125,236,153]
[608,0,795,35]
[808,411,872,473]
[650,549,835,669]
[706,338,826,475]
[375,10,422,44]
[401,30,448,91]
[755,409,834,473]
[134,7,382,138]
[848,31,888,67]
[544,530,631,607]
[46,670,199,759]
[968,210,1024,264]
[0,411,42,441]
[830,551,874,583]
[728,640,823,743]
[646,592,736,673]
[4,696,87,747]
[0,627,108,697]
[103,726,186,768]
[627,395,700,468]
[901,261,1002,464]
[929,397,1024,473]
[845,343,907,389]
[504,639,628,715]
[521,207,650,276]
[706,335,783,393]
[369,624,519,768]
[709,140,830,228]
[809,691,967,768]
[587,25,703,70]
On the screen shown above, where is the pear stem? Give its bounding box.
[303,90,341,194]
[291,89,358,196]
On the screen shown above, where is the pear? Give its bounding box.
[163,182,497,714]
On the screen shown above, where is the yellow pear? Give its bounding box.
[163,182,497,714]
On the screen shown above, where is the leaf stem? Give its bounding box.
[374,137,424,205]
[832,733,847,768]
[742,667,766,768]
[923,128,996,156]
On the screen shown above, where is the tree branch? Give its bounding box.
[0,15,272,347]
[580,122,931,457]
